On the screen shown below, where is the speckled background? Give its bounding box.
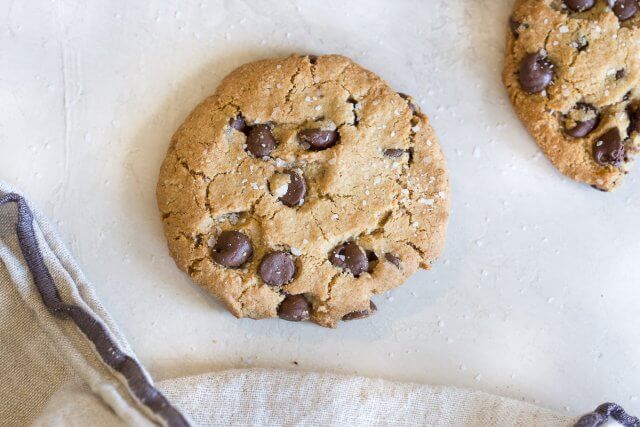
[1,0,638,416]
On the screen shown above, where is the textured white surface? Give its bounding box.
[1,0,639,417]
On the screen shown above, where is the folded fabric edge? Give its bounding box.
[0,192,190,427]
[158,368,639,426]
[157,368,578,426]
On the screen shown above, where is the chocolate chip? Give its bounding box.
[246,124,276,158]
[280,170,307,207]
[278,294,310,322]
[212,231,253,268]
[628,104,640,133]
[593,128,626,167]
[307,54,318,65]
[259,251,296,286]
[298,129,339,151]
[623,90,632,101]
[229,115,246,132]
[564,103,600,138]
[519,51,554,93]
[564,0,595,12]
[342,301,377,321]
[366,250,378,273]
[616,69,626,80]
[329,242,368,277]
[612,0,639,20]
[384,148,406,158]
[385,253,401,268]
[398,92,418,114]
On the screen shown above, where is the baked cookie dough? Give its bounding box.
[157,54,450,328]
[504,0,640,191]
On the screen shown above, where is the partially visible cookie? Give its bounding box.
[504,0,640,191]
[157,54,450,328]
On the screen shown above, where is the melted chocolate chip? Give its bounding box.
[366,250,379,273]
[612,0,639,21]
[342,301,378,321]
[564,0,595,12]
[519,51,554,94]
[259,251,296,286]
[616,69,626,80]
[627,104,640,134]
[593,128,626,167]
[212,231,253,268]
[298,129,340,151]
[246,124,276,158]
[280,170,307,207]
[564,103,600,138]
[329,242,368,277]
[385,253,401,268]
[229,115,247,132]
[278,294,310,322]
[398,92,418,114]
[346,97,360,126]
[384,148,406,158]
[308,54,318,64]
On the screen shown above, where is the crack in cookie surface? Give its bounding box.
[157,54,450,327]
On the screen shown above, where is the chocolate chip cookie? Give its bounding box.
[504,0,640,191]
[157,54,450,328]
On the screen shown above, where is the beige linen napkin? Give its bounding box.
[0,182,626,426]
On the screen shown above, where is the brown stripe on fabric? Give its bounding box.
[0,193,189,427]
